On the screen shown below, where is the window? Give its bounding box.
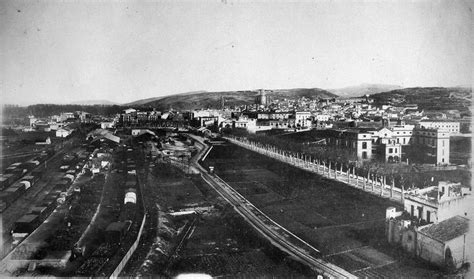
[395,148,398,153]
[427,211,431,223]
[403,138,406,144]
[362,142,367,149]
[411,205,414,216]
[362,151,367,159]
[389,148,393,153]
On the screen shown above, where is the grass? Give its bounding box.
[202,143,450,277]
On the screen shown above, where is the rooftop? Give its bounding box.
[419,215,469,242]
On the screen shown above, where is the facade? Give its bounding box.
[325,129,373,160]
[403,181,471,224]
[295,111,312,128]
[419,121,460,134]
[380,143,402,163]
[100,121,115,129]
[56,128,73,138]
[390,124,415,145]
[59,112,75,122]
[255,89,270,106]
[315,114,331,122]
[417,216,469,269]
[412,128,450,164]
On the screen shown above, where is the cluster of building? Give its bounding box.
[179,91,463,166]
[25,112,90,138]
[386,181,471,270]
[110,90,468,166]
[321,119,452,165]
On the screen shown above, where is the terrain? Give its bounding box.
[328,83,402,98]
[124,88,337,110]
[71,100,118,105]
[370,87,472,113]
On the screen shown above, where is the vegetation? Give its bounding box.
[2,104,124,123]
[127,88,337,110]
[222,128,470,189]
[370,87,471,112]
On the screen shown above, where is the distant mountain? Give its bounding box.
[126,88,336,110]
[125,91,208,106]
[327,84,402,98]
[72,100,118,105]
[370,87,472,112]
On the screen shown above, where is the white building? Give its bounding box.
[417,216,469,269]
[419,121,460,134]
[413,128,450,165]
[56,128,73,138]
[315,114,331,122]
[295,111,312,128]
[404,181,471,223]
[100,121,115,129]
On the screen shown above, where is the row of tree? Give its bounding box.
[222,128,440,190]
[2,104,124,121]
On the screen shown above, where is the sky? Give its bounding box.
[1,0,472,105]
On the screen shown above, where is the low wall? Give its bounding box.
[109,213,147,278]
[225,136,404,204]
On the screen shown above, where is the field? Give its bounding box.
[202,143,449,277]
[121,139,312,277]
[171,207,311,277]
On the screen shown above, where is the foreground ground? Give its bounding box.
[202,143,450,278]
[121,137,313,277]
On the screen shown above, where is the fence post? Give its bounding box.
[347,167,350,183]
[371,174,375,192]
[380,176,384,196]
[390,179,394,198]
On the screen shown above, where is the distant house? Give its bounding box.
[131,129,157,137]
[419,120,460,134]
[56,128,73,138]
[35,137,51,145]
[123,108,137,114]
[100,121,115,129]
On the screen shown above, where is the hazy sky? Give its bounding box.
[1,0,472,105]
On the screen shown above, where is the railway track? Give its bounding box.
[187,135,356,278]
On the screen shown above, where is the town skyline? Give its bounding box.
[1,1,472,105]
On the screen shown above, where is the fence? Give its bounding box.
[109,213,147,278]
[225,136,404,204]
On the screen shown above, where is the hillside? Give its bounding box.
[328,84,402,97]
[72,100,118,105]
[125,91,208,106]
[127,88,336,110]
[370,87,472,112]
